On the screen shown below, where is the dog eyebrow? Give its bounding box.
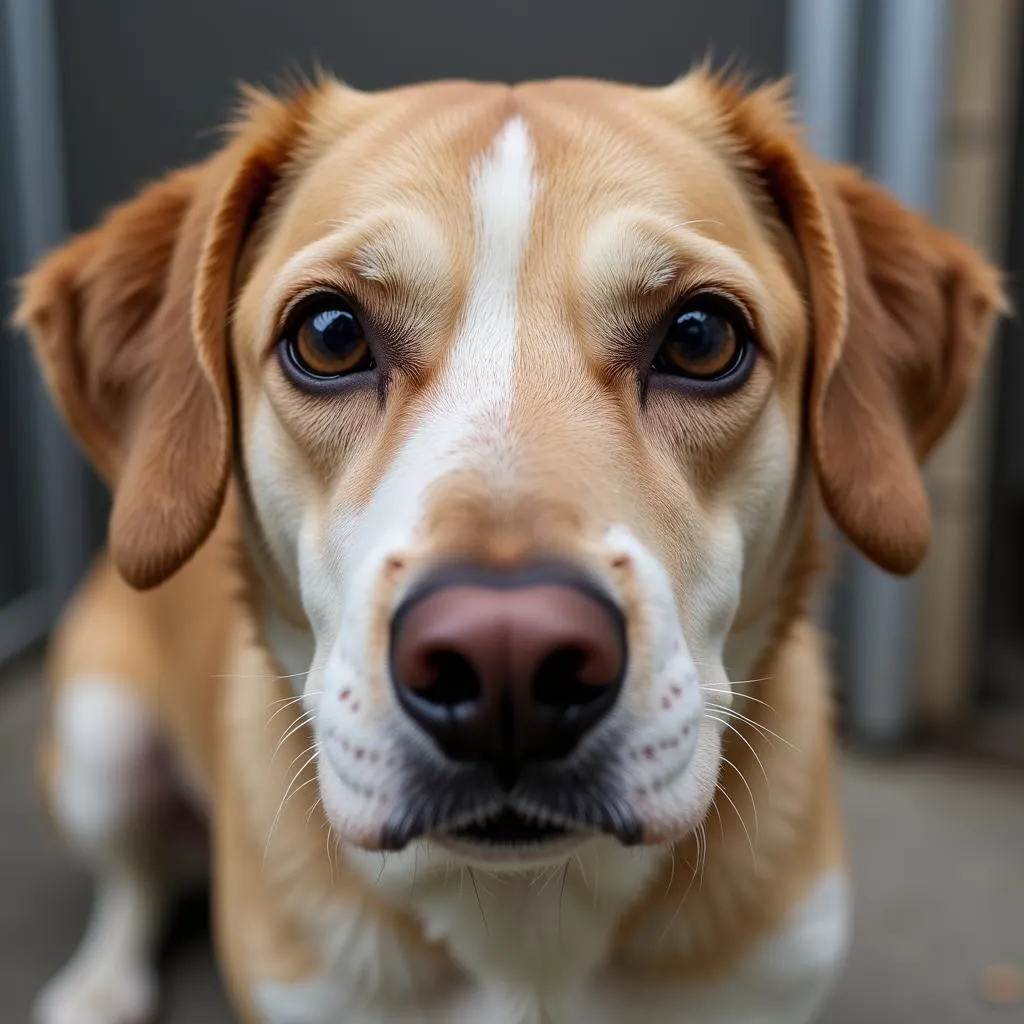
[583,210,765,299]
[259,210,453,354]
[346,212,451,291]
[579,210,774,356]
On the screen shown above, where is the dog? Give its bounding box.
[17,70,1004,1024]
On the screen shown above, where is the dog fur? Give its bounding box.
[18,71,1003,1024]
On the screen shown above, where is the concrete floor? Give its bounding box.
[2,657,1022,1022]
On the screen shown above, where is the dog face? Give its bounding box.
[229,78,816,860]
[19,74,1002,866]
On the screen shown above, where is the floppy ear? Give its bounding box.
[718,80,1006,575]
[16,88,312,589]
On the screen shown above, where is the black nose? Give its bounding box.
[389,563,627,788]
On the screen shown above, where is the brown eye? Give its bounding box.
[652,295,750,382]
[282,295,375,381]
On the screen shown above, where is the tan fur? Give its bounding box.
[617,518,840,978]
[18,70,1003,1022]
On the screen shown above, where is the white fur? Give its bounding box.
[52,677,162,851]
[259,594,318,695]
[250,868,848,1024]
[38,678,165,1024]
[350,836,662,1004]
[37,875,159,1024]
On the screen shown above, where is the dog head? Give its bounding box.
[18,73,1003,867]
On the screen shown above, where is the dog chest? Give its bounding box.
[252,868,849,1024]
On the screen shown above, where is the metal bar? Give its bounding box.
[4,0,91,616]
[787,0,859,161]
[843,0,952,745]
[786,0,859,655]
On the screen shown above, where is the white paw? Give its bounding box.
[35,962,157,1024]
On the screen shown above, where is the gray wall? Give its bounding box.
[55,0,787,231]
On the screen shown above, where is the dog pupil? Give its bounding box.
[313,308,359,358]
[675,309,720,361]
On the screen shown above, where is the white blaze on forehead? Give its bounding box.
[337,116,538,572]
[453,113,536,412]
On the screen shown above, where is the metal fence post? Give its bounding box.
[0,0,92,663]
[789,0,952,746]
[842,0,951,746]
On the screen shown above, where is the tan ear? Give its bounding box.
[807,167,1005,573]
[16,88,312,589]
[714,78,1007,575]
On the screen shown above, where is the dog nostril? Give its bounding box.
[415,649,482,707]
[532,647,609,709]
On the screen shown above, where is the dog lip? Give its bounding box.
[379,793,644,851]
[449,806,575,846]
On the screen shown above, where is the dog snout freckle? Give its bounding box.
[389,563,627,786]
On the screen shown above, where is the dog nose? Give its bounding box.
[390,564,626,787]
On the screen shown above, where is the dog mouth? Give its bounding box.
[377,751,643,852]
[449,807,572,846]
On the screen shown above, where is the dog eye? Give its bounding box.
[281,295,375,381]
[651,294,752,383]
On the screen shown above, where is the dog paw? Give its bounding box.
[35,962,157,1024]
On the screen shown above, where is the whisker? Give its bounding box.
[306,796,322,824]
[324,820,336,886]
[700,686,778,713]
[703,711,772,795]
[689,661,776,687]
[266,686,323,705]
[715,780,756,866]
[573,854,588,888]
[711,798,726,842]
[706,704,798,751]
[678,218,724,230]
[467,868,489,935]
[272,709,317,762]
[558,862,570,943]
[266,690,322,727]
[216,667,324,681]
[264,743,320,865]
[659,840,698,943]
[663,845,678,900]
[281,742,319,776]
[533,865,562,896]
[719,754,759,841]
[266,688,316,705]
[697,821,708,890]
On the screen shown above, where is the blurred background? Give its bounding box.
[1,0,1021,1020]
